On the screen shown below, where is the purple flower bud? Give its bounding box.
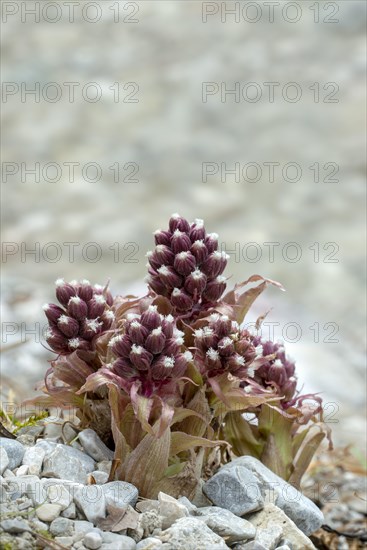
[206,348,222,370]
[129,344,153,370]
[55,279,76,306]
[77,279,94,302]
[43,303,64,325]
[172,353,189,377]
[93,284,114,306]
[203,276,227,302]
[101,310,115,330]
[146,251,161,271]
[189,219,206,242]
[45,327,68,354]
[227,354,246,374]
[127,320,149,345]
[202,251,229,278]
[145,326,166,354]
[205,233,219,253]
[154,245,175,266]
[268,360,287,387]
[194,327,218,349]
[170,288,194,312]
[145,273,167,295]
[171,230,191,254]
[184,269,207,295]
[88,295,107,318]
[112,358,136,378]
[218,336,235,357]
[212,315,232,338]
[168,213,190,233]
[163,337,182,357]
[57,314,80,338]
[109,334,132,358]
[67,296,88,320]
[140,305,162,330]
[152,355,176,379]
[80,318,103,340]
[157,265,182,289]
[161,315,174,339]
[190,240,208,264]
[154,229,171,247]
[173,251,196,276]
[283,376,297,400]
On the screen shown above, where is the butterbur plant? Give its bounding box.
[30,214,332,499]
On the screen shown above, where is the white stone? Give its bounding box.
[102,480,138,509]
[196,506,256,544]
[55,536,74,547]
[44,482,73,510]
[42,443,95,483]
[0,447,9,475]
[15,465,29,476]
[255,524,283,549]
[62,501,76,519]
[100,535,136,550]
[50,516,75,536]
[247,504,316,550]
[73,484,106,523]
[22,445,46,475]
[36,502,62,522]
[0,438,25,469]
[136,538,162,549]
[159,517,229,549]
[158,491,189,529]
[84,530,103,549]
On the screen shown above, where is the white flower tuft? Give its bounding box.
[247,366,255,377]
[86,319,102,333]
[108,335,123,347]
[55,278,65,286]
[206,348,219,361]
[131,344,143,355]
[152,327,162,336]
[68,338,80,349]
[94,295,106,304]
[255,345,264,357]
[42,303,50,311]
[183,351,193,362]
[163,356,175,368]
[58,315,70,325]
[69,296,81,304]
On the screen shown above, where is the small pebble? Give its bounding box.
[55,536,74,547]
[0,518,31,533]
[136,537,163,549]
[0,447,9,475]
[49,516,75,536]
[84,530,103,549]
[0,438,25,469]
[36,502,62,522]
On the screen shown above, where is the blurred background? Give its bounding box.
[1,1,366,449]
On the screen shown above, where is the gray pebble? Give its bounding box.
[0,438,25,469]
[0,518,31,533]
[84,530,103,549]
[79,429,114,461]
[49,516,75,536]
[0,447,9,475]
